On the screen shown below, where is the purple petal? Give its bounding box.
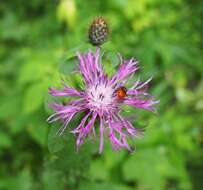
[77,48,104,86]
[117,115,144,137]
[49,85,82,97]
[108,118,131,151]
[57,112,76,136]
[128,77,153,96]
[76,112,97,148]
[71,112,91,134]
[47,103,85,125]
[124,97,159,112]
[99,118,104,153]
[110,58,139,85]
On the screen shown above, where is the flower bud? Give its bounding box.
[88,17,109,46]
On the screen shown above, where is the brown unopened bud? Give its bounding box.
[88,17,109,46]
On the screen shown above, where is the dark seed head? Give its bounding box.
[88,17,109,46]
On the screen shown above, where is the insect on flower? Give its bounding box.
[115,86,127,100]
[47,48,159,153]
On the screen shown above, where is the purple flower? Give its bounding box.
[47,48,158,153]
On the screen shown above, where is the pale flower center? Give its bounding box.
[87,84,114,109]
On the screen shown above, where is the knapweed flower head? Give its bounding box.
[47,48,158,153]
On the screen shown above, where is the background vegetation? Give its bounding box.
[0,0,203,189]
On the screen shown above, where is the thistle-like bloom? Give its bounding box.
[47,48,158,153]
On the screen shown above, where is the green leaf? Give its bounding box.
[42,169,65,190]
[0,169,32,190]
[0,131,12,148]
[47,121,93,178]
[0,95,21,119]
[18,63,43,85]
[23,82,46,114]
[89,159,109,181]
[47,124,66,154]
[28,123,48,146]
[10,116,29,134]
[59,56,78,75]
[103,143,126,169]
[79,181,133,190]
[122,148,174,190]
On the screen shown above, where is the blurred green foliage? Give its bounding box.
[0,0,203,189]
